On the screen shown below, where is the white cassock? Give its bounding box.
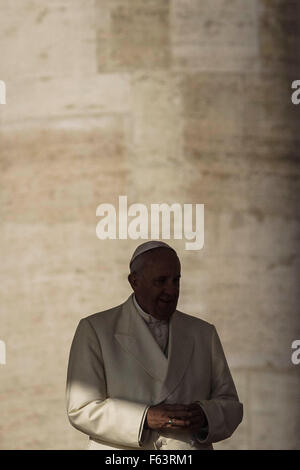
[66,294,243,450]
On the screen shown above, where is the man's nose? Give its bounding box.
[162,281,179,296]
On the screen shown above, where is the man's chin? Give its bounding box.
[155,302,177,320]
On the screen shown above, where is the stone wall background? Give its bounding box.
[0,0,300,449]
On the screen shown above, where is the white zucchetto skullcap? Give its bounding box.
[129,241,177,269]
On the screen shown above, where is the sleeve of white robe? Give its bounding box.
[195,324,243,444]
[66,318,149,448]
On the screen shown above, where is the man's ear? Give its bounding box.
[128,273,138,290]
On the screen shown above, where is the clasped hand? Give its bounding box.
[145,403,207,432]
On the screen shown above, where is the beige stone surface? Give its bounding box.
[0,74,132,125]
[249,369,300,449]
[96,0,171,71]
[0,120,130,223]
[258,0,300,74]
[171,0,259,73]
[0,0,299,450]
[0,0,96,82]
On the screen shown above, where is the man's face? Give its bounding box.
[129,248,181,321]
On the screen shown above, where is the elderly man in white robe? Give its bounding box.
[66,241,243,450]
